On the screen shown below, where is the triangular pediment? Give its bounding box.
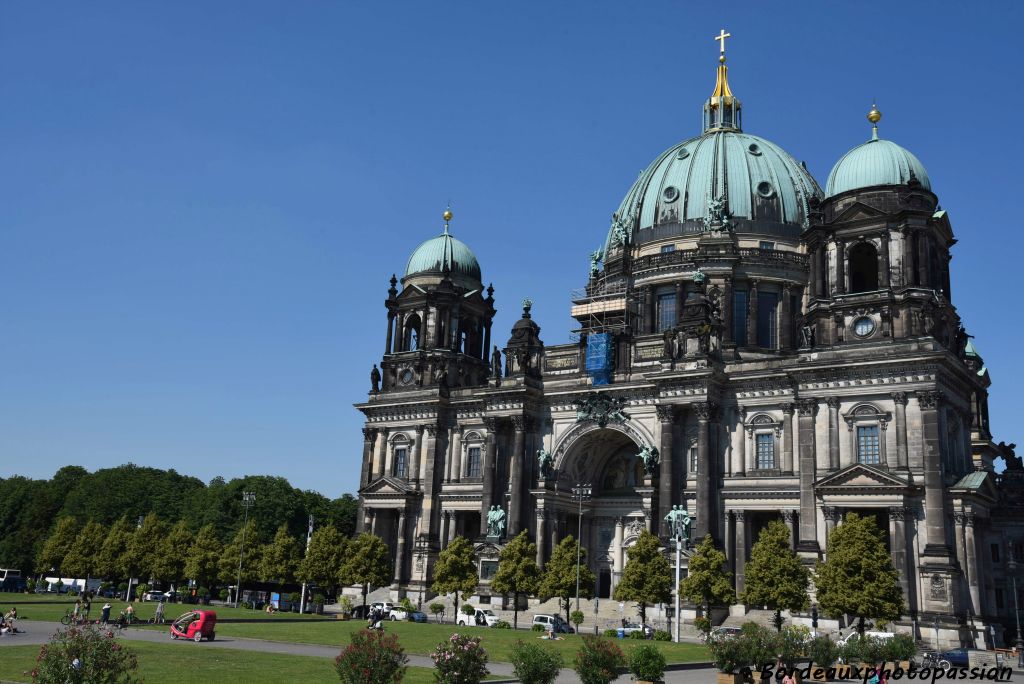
[360,476,416,496]
[829,201,886,225]
[815,463,912,493]
[950,470,999,504]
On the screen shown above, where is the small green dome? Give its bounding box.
[403,230,481,283]
[826,138,931,198]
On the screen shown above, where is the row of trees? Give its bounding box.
[0,464,359,576]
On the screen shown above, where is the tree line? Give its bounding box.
[0,464,358,576]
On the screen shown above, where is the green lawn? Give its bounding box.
[0,642,452,684]
[213,619,710,664]
[0,594,332,624]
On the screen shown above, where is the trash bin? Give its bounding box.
[616,628,625,639]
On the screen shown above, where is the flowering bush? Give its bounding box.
[32,625,139,684]
[334,629,408,684]
[573,635,625,684]
[431,633,489,684]
[510,640,562,684]
[628,644,666,682]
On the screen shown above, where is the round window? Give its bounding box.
[676,147,690,160]
[747,143,762,156]
[400,368,415,385]
[756,181,774,198]
[662,186,680,203]
[853,317,875,337]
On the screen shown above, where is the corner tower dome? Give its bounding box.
[403,210,482,288]
[825,105,931,198]
[604,33,822,254]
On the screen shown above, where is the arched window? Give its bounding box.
[403,314,421,351]
[849,242,879,293]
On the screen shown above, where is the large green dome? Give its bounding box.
[403,230,481,284]
[607,130,822,252]
[826,137,931,198]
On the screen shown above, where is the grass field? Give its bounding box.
[211,619,710,664]
[0,642,462,684]
[0,593,332,624]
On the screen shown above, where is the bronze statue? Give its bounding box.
[491,346,502,379]
[370,364,381,392]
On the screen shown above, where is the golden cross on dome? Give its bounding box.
[714,29,731,58]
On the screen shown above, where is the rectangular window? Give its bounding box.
[657,293,677,332]
[394,447,408,478]
[732,290,748,344]
[856,425,881,464]
[996,588,1004,611]
[467,447,482,478]
[991,544,1001,563]
[660,244,676,254]
[759,241,775,251]
[689,447,698,474]
[755,433,775,470]
[757,292,778,348]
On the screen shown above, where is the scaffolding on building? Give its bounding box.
[569,276,639,341]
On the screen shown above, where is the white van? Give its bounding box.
[457,607,499,627]
[837,630,895,647]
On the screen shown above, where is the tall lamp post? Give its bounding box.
[234,491,256,608]
[414,535,429,610]
[665,505,692,643]
[571,483,592,613]
[1009,559,1023,650]
[299,515,313,614]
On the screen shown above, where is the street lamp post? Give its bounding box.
[234,491,256,608]
[571,483,592,614]
[1009,559,1023,650]
[299,515,314,614]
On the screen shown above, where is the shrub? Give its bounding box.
[603,628,619,637]
[461,604,476,616]
[26,579,36,593]
[653,630,671,642]
[884,633,917,662]
[628,630,645,639]
[693,616,711,635]
[117,582,128,591]
[573,635,625,684]
[738,622,780,671]
[706,631,746,673]
[218,588,230,601]
[334,629,407,684]
[431,633,489,684]
[628,644,666,682]
[429,602,446,622]
[32,624,139,684]
[494,620,511,629]
[510,639,563,684]
[778,625,810,668]
[399,597,416,613]
[136,584,149,597]
[807,635,838,667]
[534,624,549,633]
[313,593,326,605]
[570,610,585,629]
[857,635,887,665]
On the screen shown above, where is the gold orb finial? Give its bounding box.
[443,208,453,222]
[868,104,882,124]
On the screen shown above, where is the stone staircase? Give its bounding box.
[720,608,781,629]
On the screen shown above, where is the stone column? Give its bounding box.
[411,426,424,484]
[917,232,930,287]
[747,279,759,347]
[780,282,793,350]
[675,282,685,324]
[483,322,492,364]
[811,247,821,299]
[647,286,657,334]
[781,510,796,550]
[441,511,451,549]
[549,513,561,562]
[880,232,891,288]
[734,407,746,476]
[822,506,837,543]
[694,402,715,542]
[393,509,407,585]
[797,399,819,552]
[369,509,378,536]
[480,418,499,531]
[782,404,794,474]
[889,507,910,609]
[361,428,377,487]
[964,513,981,618]
[892,392,909,468]
[422,425,440,533]
[613,517,624,578]
[448,424,463,483]
[536,511,548,567]
[827,397,841,471]
[508,416,527,537]
[385,312,395,354]
[919,392,952,558]
[722,277,733,346]
[657,404,675,531]
[725,511,735,575]
[374,429,388,479]
[953,511,968,613]
[734,510,747,596]
[835,239,846,295]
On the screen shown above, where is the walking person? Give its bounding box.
[154,599,165,624]
[100,603,111,624]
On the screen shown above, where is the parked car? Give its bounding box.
[532,614,574,634]
[388,607,409,621]
[938,648,970,668]
[836,630,894,647]
[408,611,428,623]
[708,626,742,640]
[621,622,654,638]
[370,601,395,615]
[143,590,177,602]
[351,605,371,620]
[457,607,499,627]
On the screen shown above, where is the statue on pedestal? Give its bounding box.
[486,505,506,538]
[664,505,692,544]
[537,448,554,479]
[370,364,381,392]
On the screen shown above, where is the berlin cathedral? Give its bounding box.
[354,36,1024,648]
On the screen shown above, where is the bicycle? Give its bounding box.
[60,609,87,627]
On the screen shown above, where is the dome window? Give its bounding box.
[756,181,774,198]
[747,143,762,156]
[662,186,680,203]
[676,148,690,160]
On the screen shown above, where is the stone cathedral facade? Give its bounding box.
[354,46,1024,648]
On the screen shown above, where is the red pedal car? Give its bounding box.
[169,610,217,642]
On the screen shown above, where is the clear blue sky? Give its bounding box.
[2,2,1022,496]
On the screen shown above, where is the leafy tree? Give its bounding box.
[218,520,263,589]
[95,517,134,582]
[122,513,169,589]
[678,534,735,629]
[260,524,303,587]
[815,512,903,635]
[36,516,79,576]
[741,519,809,631]
[613,529,672,625]
[61,520,107,583]
[490,530,541,629]
[184,524,222,589]
[431,535,478,619]
[538,535,596,624]
[428,601,445,623]
[343,532,392,611]
[296,524,347,595]
[151,520,194,589]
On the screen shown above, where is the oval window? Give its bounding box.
[748,143,762,156]
[676,148,690,160]
[853,317,876,338]
[662,186,680,203]
[756,181,774,198]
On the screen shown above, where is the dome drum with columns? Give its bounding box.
[354,35,1019,650]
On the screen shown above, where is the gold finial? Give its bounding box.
[868,102,881,140]
[442,204,453,233]
[711,29,734,100]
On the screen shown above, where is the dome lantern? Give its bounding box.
[703,29,742,133]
